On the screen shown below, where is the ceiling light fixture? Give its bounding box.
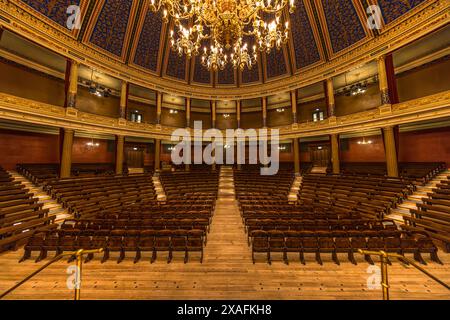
[150,0,296,71]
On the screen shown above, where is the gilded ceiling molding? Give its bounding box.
[0,0,447,100]
[0,90,449,141]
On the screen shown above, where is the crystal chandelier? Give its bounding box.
[150,0,296,71]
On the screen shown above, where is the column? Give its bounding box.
[325,78,335,117]
[211,100,217,128]
[377,55,390,106]
[330,134,340,174]
[185,98,191,128]
[67,61,79,109]
[293,138,300,175]
[119,81,128,119]
[383,126,399,177]
[154,139,161,171]
[156,92,163,125]
[60,128,74,178]
[115,135,125,175]
[236,100,241,128]
[291,90,297,124]
[262,97,267,127]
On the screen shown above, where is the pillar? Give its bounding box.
[154,139,161,171]
[293,138,300,175]
[383,126,399,177]
[156,92,162,124]
[262,97,267,127]
[67,61,79,109]
[185,98,191,128]
[211,100,217,128]
[115,135,124,175]
[119,81,128,119]
[236,100,241,128]
[326,78,335,117]
[60,128,74,178]
[377,55,391,106]
[291,91,297,123]
[330,134,340,174]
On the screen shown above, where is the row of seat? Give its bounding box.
[404,175,450,252]
[339,162,446,185]
[0,166,56,252]
[297,174,414,219]
[250,229,441,265]
[17,163,116,185]
[18,166,219,263]
[21,229,205,264]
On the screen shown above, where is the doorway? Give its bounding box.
[309,145,330,167]
[126,148,144,168]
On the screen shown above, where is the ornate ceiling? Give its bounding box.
[10,0,433,90]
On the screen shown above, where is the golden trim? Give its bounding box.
[0,90,449,140]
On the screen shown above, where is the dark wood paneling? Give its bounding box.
[335,83,381,116]
[76,86,120,118]
[0,60,65,106]
[397,57,450,102]
[161,108,186,127]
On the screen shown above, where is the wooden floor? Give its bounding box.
[0,168,449,300]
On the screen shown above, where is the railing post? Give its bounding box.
[380,252,390,300]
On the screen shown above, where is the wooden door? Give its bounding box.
[126,150,144,168]
[310,146,330,167]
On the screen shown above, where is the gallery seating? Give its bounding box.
[43,174,156,218]
[19,169,219,263]
[0,166,57,252]
[339,162,446,185]
[297,174,414,219]
[404,175,450,252]
[17,163,115,185]
[233,166,441,265]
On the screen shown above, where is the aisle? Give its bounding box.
[203,166,251,262]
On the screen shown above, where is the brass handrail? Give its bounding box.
[0,248,103,300]
[358,249,450,300]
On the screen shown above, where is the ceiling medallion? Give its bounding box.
[150,0,296,71]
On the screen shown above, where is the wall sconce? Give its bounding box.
[169,109,178,114]
[133,147,138,151]
[276,108,285,113]
[224,144,232,149]
[278,145,287,151]
[317,146,323,150]
[167,146,175,151]
[86,141,100,147]
[223,113,230,119]
[357,137,373,145]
